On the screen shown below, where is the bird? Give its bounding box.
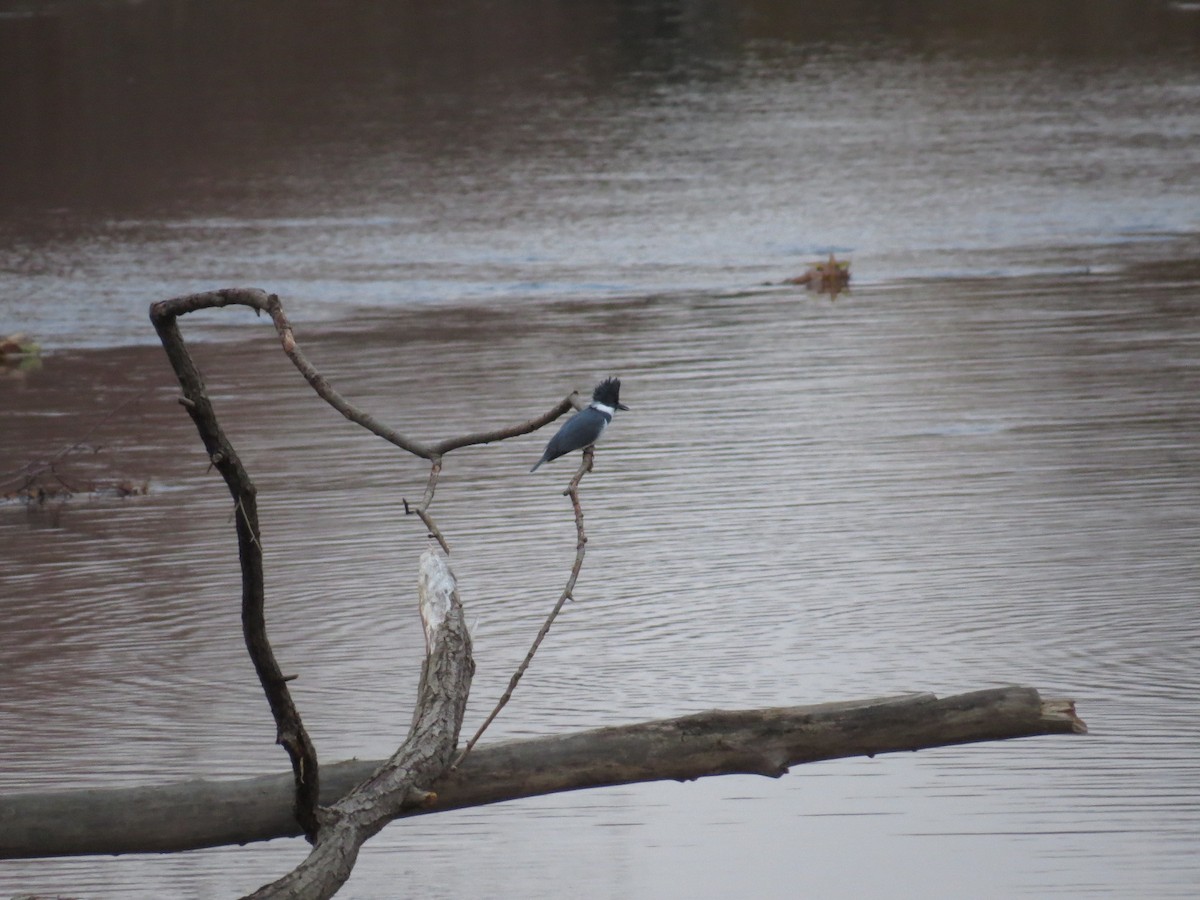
[530,377,630,472]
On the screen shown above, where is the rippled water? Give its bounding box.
[3,1,1200,898]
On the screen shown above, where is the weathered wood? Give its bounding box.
[242,549,474,900]
[150,290,321,839]
[143,288,596,897]
[150,288,580,462]
[0,687,1083,860]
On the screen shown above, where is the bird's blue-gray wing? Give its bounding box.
[546,409,605,460]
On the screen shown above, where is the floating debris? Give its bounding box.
[4,478,150,507]
[0,333,42,374]
[0,333,40,360]
[782,254,851,298]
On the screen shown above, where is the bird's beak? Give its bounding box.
[617,402,631,411]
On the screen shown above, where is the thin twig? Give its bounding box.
[430,393,584,455]
[0,390,151,490]
[261,294,436,459]
[452,446,595,769]
[407,459,450,554]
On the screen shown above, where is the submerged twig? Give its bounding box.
[1,390,152,501]
[453,446,595,768]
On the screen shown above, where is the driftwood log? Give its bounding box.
[0,686,1084,860]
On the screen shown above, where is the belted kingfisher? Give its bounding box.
[530,377,630,472]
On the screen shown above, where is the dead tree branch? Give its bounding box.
[150,293,321,840]
[145,288,603,887]
[244,549,473,900]
[454,446,595,768]
[148,289,580,462]
[0,687,1085,859]
[429,393,586,456]
[404,459,450,554]
[258,288,579,459]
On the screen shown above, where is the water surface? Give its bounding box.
[2,1,1199,898]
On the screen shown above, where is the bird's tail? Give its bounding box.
[530,458,545,473]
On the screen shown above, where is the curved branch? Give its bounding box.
[453,446,595,768]
[430,392,582,455]
[259,293,436,459]
[261,291,580,460]
[149,290,581,464]
[149,292,320,840]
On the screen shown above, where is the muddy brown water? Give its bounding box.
[2,2,1199,897]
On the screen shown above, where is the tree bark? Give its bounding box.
[240,549,474,900]
[151,290,322,836]
[0,686,1084,861]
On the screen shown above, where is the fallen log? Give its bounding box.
[0,686,1084,860]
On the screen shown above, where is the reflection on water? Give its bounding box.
[2,0,1199,347]
[2,1,1200,898]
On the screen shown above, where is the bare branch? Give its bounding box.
[262,291,580,461]
[453,446,595,768]
[430,392,583,455]
[149,290,578,464]
[406,460,451,554]
[258,293,437,459]
[149,293,321,840]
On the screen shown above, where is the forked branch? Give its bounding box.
[147,287,591,852]
[453,446,595,768]
[245,550,473,900]
[404,460,450,553]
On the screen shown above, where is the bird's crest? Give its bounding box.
[592,377,622,408]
